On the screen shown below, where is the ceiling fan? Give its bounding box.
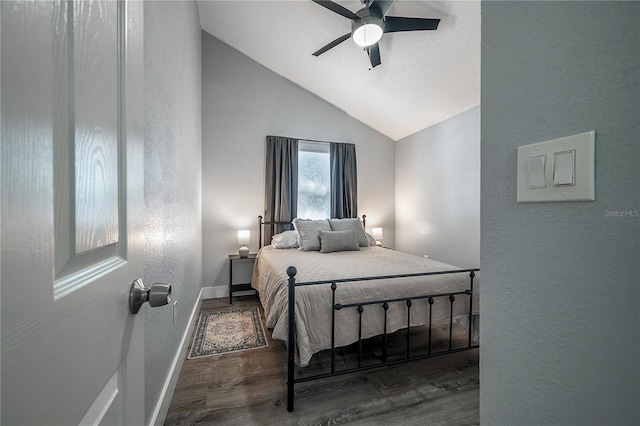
[311,0,441,69]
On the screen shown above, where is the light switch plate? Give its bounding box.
[517,131,595,202]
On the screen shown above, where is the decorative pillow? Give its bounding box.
[318,230,361,253]
[292,219,331,251]
[328,218,369,247]
[271,230,299,249]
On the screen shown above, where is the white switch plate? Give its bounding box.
[517,130,595,203]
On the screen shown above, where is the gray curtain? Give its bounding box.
[264,136,298,244]
[330,142,358,218]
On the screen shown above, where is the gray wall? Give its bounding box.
[202,32,396,291]
[481,2,639,425]
[395,106,480,268]
[143,2,202,423]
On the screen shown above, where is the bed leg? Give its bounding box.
[286,266,297,412]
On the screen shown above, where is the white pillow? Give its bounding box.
[271,230,299,249]
[292,218,331,251]
[365,232,377,246]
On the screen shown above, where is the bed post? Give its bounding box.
[468,270,475,348]
[286,266,297,412]
[258,215,263,248]
[469,271,476,347]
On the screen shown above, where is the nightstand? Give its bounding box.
[228,254,257,304]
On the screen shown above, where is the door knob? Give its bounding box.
[129,278,172,314]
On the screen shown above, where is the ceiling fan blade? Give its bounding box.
[312,33,351,57]
[311,0,359,21]
[384,16,440,33]
[369,0,393,17]
[366,43,381,68]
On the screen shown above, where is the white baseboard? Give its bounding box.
[148,288,204,426]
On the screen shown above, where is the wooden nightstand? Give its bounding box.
[228,254,257,304]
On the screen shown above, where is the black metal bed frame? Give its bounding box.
[257,216,479,412]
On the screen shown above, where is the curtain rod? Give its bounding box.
[267,135,353,145]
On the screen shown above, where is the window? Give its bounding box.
[297,141,330,219]
[264,136,357,232]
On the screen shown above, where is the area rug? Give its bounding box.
[188,307,268,359]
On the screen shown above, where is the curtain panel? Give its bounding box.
[330,142,358,219]
[264,136,298,243]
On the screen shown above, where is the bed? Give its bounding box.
[251,216,479,412]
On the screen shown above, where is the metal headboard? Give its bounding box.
[258,215,366,248]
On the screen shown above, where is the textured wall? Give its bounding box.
[481,2,639,424]
[395,106,480,268]
[143,2,202,423]
[202,32,396,291]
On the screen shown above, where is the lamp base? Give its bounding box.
[239,245,249,257]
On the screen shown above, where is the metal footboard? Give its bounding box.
[285,267,479,412]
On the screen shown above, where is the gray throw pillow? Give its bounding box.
[328,218,369,247]
[293,219,331,251]
[318,230,361,253]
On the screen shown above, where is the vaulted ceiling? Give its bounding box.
[197,1,480,141]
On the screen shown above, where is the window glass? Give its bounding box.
[298,142,330,219]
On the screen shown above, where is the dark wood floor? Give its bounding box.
[164,296,479,425]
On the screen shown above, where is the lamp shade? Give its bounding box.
[372,227,383,240]
[237,230,250,245]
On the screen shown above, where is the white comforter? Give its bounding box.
[251,246,479,366]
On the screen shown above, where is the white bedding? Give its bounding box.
[251,245,479,366]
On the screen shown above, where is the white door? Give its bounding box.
[1,1,145,425]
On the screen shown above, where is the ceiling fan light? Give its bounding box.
[352,16,383,47]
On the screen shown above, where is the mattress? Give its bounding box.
[251,245,479,366]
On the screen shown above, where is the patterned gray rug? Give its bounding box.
[188,307,268,359]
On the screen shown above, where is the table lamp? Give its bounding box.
[238,230,250,257]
